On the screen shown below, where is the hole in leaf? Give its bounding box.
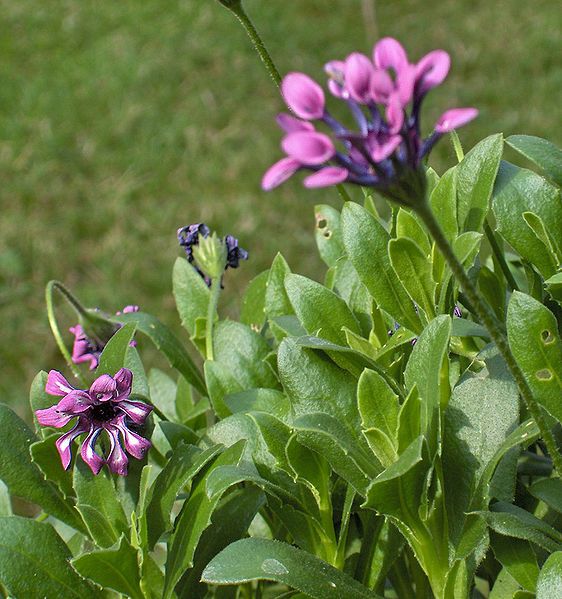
[536,368,553,381]
[323,230,332,238]
[316,217,327,229]
[541,329,555,344]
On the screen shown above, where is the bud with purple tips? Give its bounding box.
[262,37,478,207]
[36,368,152,476]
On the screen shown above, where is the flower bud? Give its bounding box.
[192,232,228,280]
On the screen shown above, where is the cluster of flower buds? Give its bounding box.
[263,38,477,206]
[177,223,248,284]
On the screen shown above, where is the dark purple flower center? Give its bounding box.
[90,401,118,422]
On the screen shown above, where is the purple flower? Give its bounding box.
[70,306,140,370]
[36,368,152,476]
[262,37,478,206]
[177,223,248,285]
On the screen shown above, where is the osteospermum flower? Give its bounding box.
[262,37,477,205]
[70,305,140,370]
[36,368,152,476]
[177,223,248,284]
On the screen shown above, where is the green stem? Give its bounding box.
[205,276,222,361]
[416,201,562,475]
[45,281,87,386]
[227,3,281,86]
[483,220,519,292]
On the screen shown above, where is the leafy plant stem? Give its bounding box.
[416,200,562,476]
[205,276,222,361]
[483,220,519,292]
[45,280,87,386]
[389,555,415,598]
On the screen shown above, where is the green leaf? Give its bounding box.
[456,134,503,233]
[30,433,74,498]
[363,436,428,535]
[545,272,562,303]
[173,256,212,339]
[202,538,382,598]
[0,404,84,532]
[507,291,562,423]
[96,322,136,375]
[294,412,379,495]
[240,270,269,329]
[404,315,451,438]
[72,536,143,599]
[341,202,422,334]
[73,459,129,547]
[529,478,562,514]
[29,371,53,437]
[493,161,562,278]
[523,211,562,265]
[175,487,265,599]
[163,440,246,599]
[265,253,294,320]
[315,204,345,267]
[331,258,373,335]
[0,516,97,598]
[396,208,431,256]
[110,310,207,396]
[224,388,291,421]
[477,502,562,553]
[442,349,519,546]
[491,532,539,592]
[0,481,11,516]
[285,273,361,346]
[505,135,562,187]
[430,166,458,243]
[145,443,223,548]
[389,237,436,320]
[205,320,280,418]
[148,368,178,421]
[537,551,562,599]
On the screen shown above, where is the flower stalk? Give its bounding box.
[415,199,562,475]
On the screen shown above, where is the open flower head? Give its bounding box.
[36,368,152,476]
[262,37,477,206]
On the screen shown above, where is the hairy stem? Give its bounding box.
[45,281,87,386]
[205,276,222,361]
[483,220,519,292]
[416,201,562,475]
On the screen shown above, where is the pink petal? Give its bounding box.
[89,374,116,402]
[262,157,301,191]
[35,406,74,428]
[396,63,416,106]
[121,305,139,314]
[386,95,404,134]
[324,60,345,81]
[115,419,151,460]
[370,69,394,103]
[276,113,315,134]
[373,37,408,73]
[344,52,374,104]
[105,428,128,476]
[117,399,153,425]
[369,135,402,162]
[435,108,478,133]
[327,78,346,99]
[303,167,348,188]
[80,426,104,475]
[55,390,94,414]
[282,131,335,165]
[415,50,450,95]
[45,370,74,396]
[281,72,325,120]
[113,368,133,402]
[55,418,90,469]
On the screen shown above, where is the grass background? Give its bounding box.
[1,0,560,414]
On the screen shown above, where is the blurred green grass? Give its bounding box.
[1,0,560,414]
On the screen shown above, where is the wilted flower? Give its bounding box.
[262,37,477,206]
[177,223,248,285]
[70,305,139,370]
[36,368,152,476]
